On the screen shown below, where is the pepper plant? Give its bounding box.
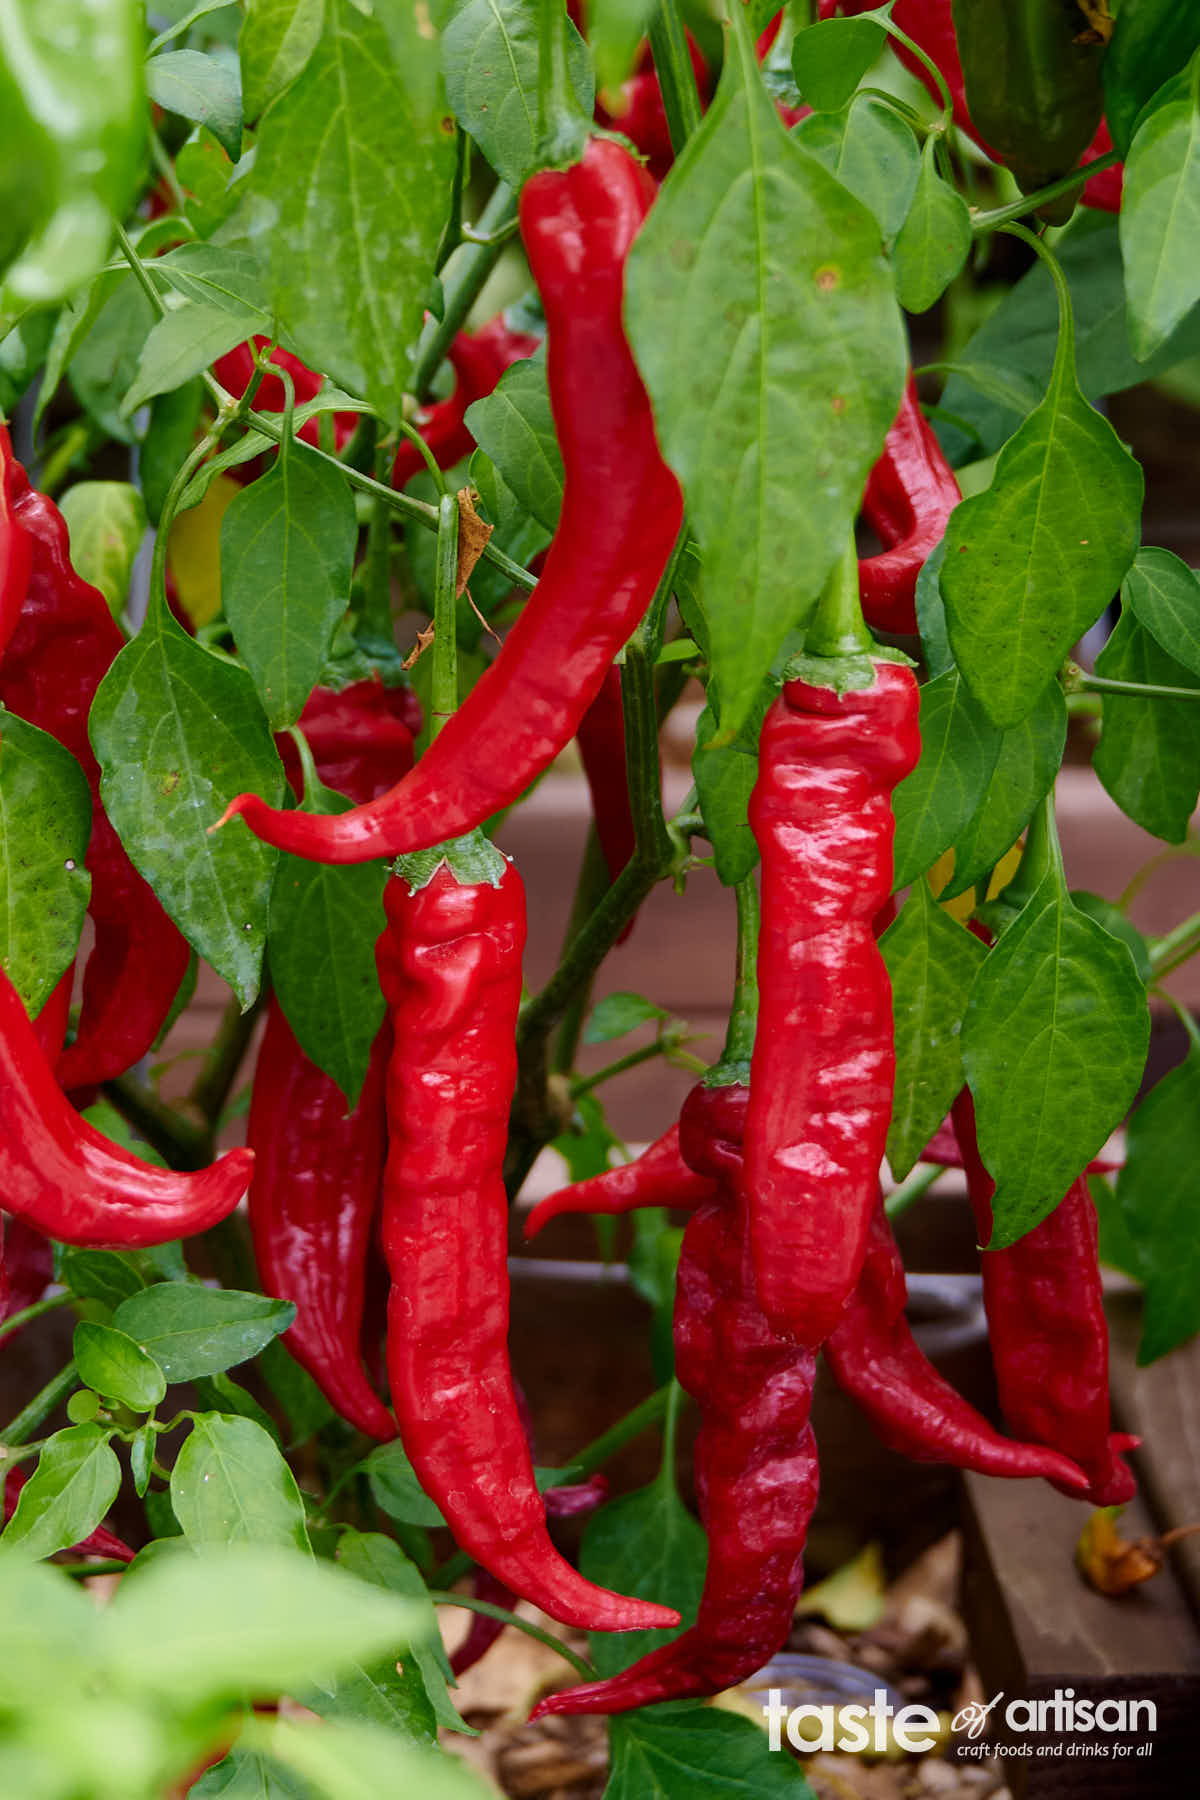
[2,0,1200,1795]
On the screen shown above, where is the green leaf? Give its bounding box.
[247,0,454,424]
[257,1716,492,1800]
[1093,609,1200,843]
[584,991,668,1045]
[0,1558,97,1704]
[626,15,906,737]
[791,94,921,243]
[1114,1038,1200,1362]
[240,0,325,121]
[336,1531,470,1734]
[123,300,270,414]
[941,682,1067,901]
[177,128,242,239]
[57,481,146,617]
[73,1322,167,1412]
[692,693,770,887]
[463,352,561,534]
[936,213,1200,466]
[146,48,243,162]
[0,709,92,1015]
[962,872,1149,1247]
[152,244,273,319]
[171,1415,312,1553]
[1103,0,1200,156]
[221,441,357,730]
[1070,891,1153,986]
[609,1708,817,1799]
[892,137,972,314]
[142,379,206,526]
[590,0,655,95]
[268,801,388,1109]
[891,668,1001,890]
[191,1748,311,1798]
[365,1442,446,1530]
[1120,545,1200,675]
[791,15,886,112]
[59,1250,156,1310]
[90,602,286,1007]
[881,881,986,1180]
[580,1478,707,1679]
[442,0,594,191]
[0,1425,121,1561]
[105,1544,424,1701]
[113,1284,296,1383]
[1120,54,1200,361]
[941,263,1143,729]
[64,273,157,444]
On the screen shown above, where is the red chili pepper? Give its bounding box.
[32,969,74,1063]
[574,665,644,943]
[0,1215,54,1334]
[211,337,358,452]
[392,316,541,490]
[0,453,191,1090]
[218,138,684,865]
[816,1,1121,210]
[274,676,423,802]
[533,1081,820,1716]
[524,1120,716,1240]
[376,853,679,1633]
[858,375,961,636]
[0,425,32,664]
[2,1467,135,1562]
[595,33,714,179]
[951,1088,1138,1507]
[0,961,252,1246]
[744,662,921,1346]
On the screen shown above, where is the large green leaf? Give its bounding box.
[609,1709,817,1800]
[113,1284,295,1383]
[463,351,561,534]
[1121,545,1200,674]
[1093,609,1200,844]
[792,95,921,243]
[90,601,285,1006]
[941,683,1067,900]
[1120,54,1200,362]
[0,709,92,1015]
[332,1531,466,1736]
[881,881,985,1180]
[890,668,1000,890]
[941,258,1143,729]
[0,1425,121,1562]
[239,0,324,121]
[247,0,454,423]
[1114,1037,1200,1363]
[1104,0,1200,155]
[962,872,1149,1247]
[171,1415,312,1553]
[625,7,906,737]
[146,48,243,162]
[580,1474,707,1680]
[441,0,593,190]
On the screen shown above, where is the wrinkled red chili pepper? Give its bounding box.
[575,665,640,924]
[0,452,190,1090]
[2,1466,135,1562]
[951,1088,1138,1506]
[859,376,961,636]
[376,852,679,1632]
[392,316,541,490]
[211,337,358,452]
[524,1120,717,1240]
[0,425,32,664]
[219,138,684,864]
[0,1215,54,1334]
[0,961,252,1246]
[816,1,1121,210]
[744,661,921,1346]
[533,1080,820,1716]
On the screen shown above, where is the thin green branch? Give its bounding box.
[2,1363,78,1448]
[971,147,1121,233]
[647,1,703,152]
[1080,672,1200,703]
[410,184,518,399]
[0,1293,74,1345]
[427,1591,594,1679]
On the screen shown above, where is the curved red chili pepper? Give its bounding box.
[533,1081,820,1716]
[574,665,646,945]
[951,1088,1138,1507]
[744,662,921,1346]
[0,961,252,1246]
[2,1467,135,1562]
[376,858,679,1633]
[0,1214,54,1334]
[218,138,684,865]
[0,425,32,664]
[859,375,961,636]
[392,317,541,490]
[524,1121,715,1240]
[211,337,358,452]
[0,454,191,1091]
[817,1,1121,210]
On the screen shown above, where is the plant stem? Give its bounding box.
[0,1293,74,1345]
[885,1161,943,1219]
[427,1591,595,1678]
[1079,672,1200,703]
[58,1560,131,1579]
[2,1362,78,1447]
[359,438,395,649]
[410,184,518,399]
[104,1071,212,1167]
[806,531,872,657]
[557,1381,673,1480]
[570,1039,669,1101]
[647,0,703,152]
[656,1378,683,1485]
[723,874,760,1073]
[971,148,1122,233]
[551,828,613,1076]
[189,989,263,1129]
[431,491,461,737]
[1150,910,1200,980]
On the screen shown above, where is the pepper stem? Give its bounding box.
[537,0,589,166]
[431,490,461,740]
[708,873,759,1087]
[805,530,873,659]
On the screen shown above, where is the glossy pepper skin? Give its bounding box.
[524,1121,716,1240]
[817,1,1121,211]
[274,676,422,802]
[0,961,252,1246]
[744,662,921,1346]
[951,1089,1138,1507]
[859,377,961,636]
[0,425,32,663]
[533,1082,820,1717]
[0,452,190,1090]
[376,857,679,1633]
[391,316,540,490]
[219,138,684,865]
